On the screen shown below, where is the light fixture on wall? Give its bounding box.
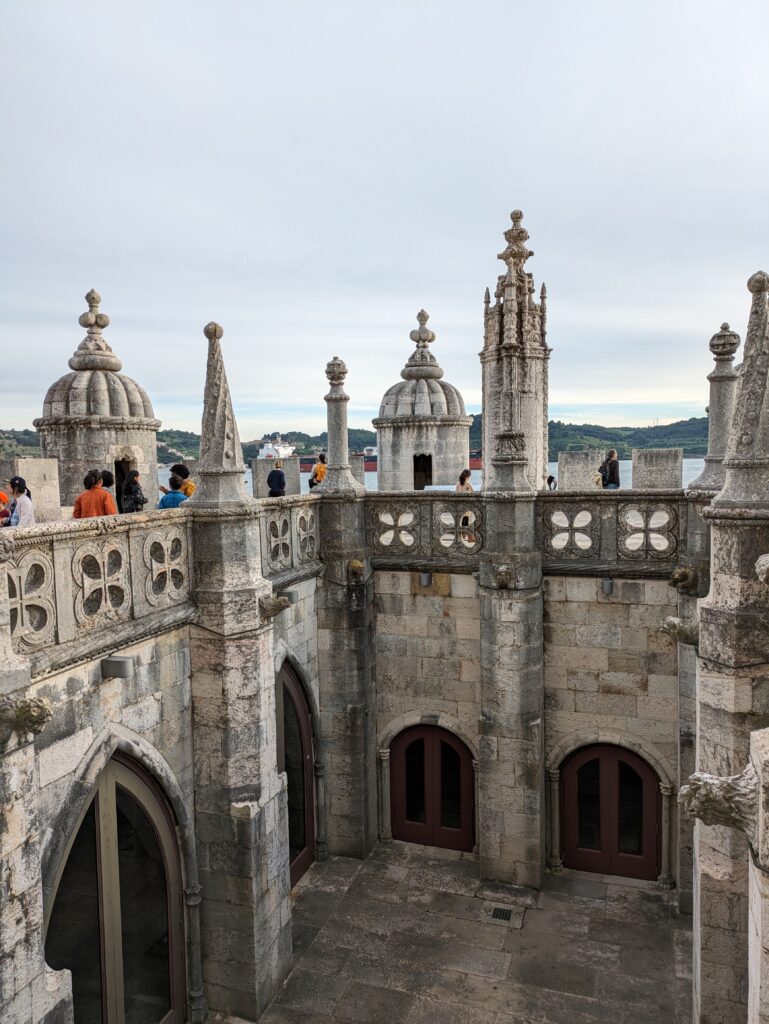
[601,578,614,596]
[100,656,134,680]
[419,572,432,588]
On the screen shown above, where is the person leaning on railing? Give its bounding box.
[1,476,35,527]
[598,449,621,490]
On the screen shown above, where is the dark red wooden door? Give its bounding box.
[561,745,660,880]
[280,669,316,886]
[390,726,474,852]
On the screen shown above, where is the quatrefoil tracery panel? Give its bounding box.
[296,509,317,562]
[435,505,482,554]
[544,506,597,558]
[143,529,189,608]
[267,512,292,570]
[618,504,677,560]
[7,551,56,650]
[376,509,417,549]
[72,539,131,628]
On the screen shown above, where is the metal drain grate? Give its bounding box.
[491,906,512,922]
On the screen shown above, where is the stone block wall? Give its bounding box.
[374,570,480,746]
[272,577,320,707]
[544,577,679,770]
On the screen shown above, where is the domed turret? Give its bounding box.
[34,290,161,508]
[373,311,472,490]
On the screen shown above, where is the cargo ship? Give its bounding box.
[299,448,483,473]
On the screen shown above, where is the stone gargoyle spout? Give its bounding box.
[659,615,699,648]
[678,764,758,845]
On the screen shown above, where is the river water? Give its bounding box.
[159,459,706,494]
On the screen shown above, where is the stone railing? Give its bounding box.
[538,490,689,575]
[2,509,195,674]
[366,493,484,569]
[257,495,321,582]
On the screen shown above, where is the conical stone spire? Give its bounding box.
[194,322,249,505]
[715,272,769,508]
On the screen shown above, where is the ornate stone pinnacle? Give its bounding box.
[204,321,224,342]
[409,310,436,349]
[709,322,740,360]
[325,355,348,386]
[748,271,769,294]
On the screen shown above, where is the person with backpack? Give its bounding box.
[309,453,327,489]
[598,449,620,489]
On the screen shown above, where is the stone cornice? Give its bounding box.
[34,415,161,430]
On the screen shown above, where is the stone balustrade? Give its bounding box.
[539,490,689,575]
[256,494,321,582]
[2,508,195,677]
[366,492,485,569]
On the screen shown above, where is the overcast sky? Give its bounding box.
[2,1,767,440]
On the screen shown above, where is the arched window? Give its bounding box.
[45,753,186,1023]
[390,725,474,851]
[560,744,660,880]
[276,664,316,885]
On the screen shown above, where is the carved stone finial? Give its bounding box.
[483,287,491,313]
[204,321,224,342]
[679,764,759,846]
[0,695,52,747]
[194,322,248,504]
[409,310,436,348]
[69,288,121,372]
[401,310,443,382]
[709,322,741,361]
[498,209,534,267]
[325,355,348,387]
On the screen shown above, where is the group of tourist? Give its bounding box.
[0,462,197,528]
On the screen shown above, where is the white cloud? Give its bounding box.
[1,0,767,440]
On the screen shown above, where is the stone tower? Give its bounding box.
[481,211,551,491]
[34,289,160,508]
[373,310,472,490]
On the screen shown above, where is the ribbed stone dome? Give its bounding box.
[379,377,467,419]
[377,310,468,420]
[42,369,155,420]
[36,289,157,424]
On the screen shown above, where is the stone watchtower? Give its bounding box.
[34,289,160,508]
[373,310,472,490]
[481,211,551,491]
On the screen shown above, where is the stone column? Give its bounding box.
[316,357,376,857]
[689,322,742,494]
[477,494,545,887]
[691,272,769,1024]
[189,323,291,1021]
[378,749,392,842]
[658,783,675,888]
[317,356,364,495]
[314,760,328,860]
[547,768,563,871]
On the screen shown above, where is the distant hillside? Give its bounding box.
[0,417,708,462]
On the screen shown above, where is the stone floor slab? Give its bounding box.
[264,846,690,1024]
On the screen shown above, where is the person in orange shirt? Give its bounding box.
[309,453,327,489]
[73,471,118,519]
[0,490,10,522]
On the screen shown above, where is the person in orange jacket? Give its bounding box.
[73,470,118,519]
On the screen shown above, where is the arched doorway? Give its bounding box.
[45,753,186,1023]
[390,725,474,851]
[560,744,660,880]
[276,664,316,885]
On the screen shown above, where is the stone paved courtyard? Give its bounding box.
[260,841,692,1024]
